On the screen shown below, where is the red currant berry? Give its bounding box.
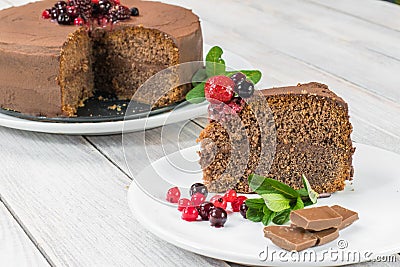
[166,186,180,203]
[191,193,206,207]
[231,196,247,212]
[223,189,237,202]
[209,207,227,227]
[177,198,193,211]
[74,17,84,26]
[91,0,99,3]
[113,0,120,4]
[198,202,214,220]
[204,75,235,104]
[42,9,51,19]
[212,197,227,210]
[181,206,198,221]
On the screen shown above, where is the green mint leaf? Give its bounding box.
[291,196,305,210]
[226,70,262,84]
[185,82,206,104]
[246,207,264,222]
[303,199,314,207]
[248,174,299,199]
[192,68,207,86]
[296,187,309,197]
[302,174,318,204]
[262,193,291,212]
[245,198,265,209]
[205,46,226,76]
[272,209,291,225]
[262,207,275,226]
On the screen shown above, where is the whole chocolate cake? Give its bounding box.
[0,0,203,117]
[198,82,355,194]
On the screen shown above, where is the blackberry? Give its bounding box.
[57,13,73,25]
[230,72,246,85]
[98,0,112,15]
[235,79,254,98]
[50,7,59,20]
[55,1,67,10]
[130,7,139,16]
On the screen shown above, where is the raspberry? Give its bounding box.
[204,75,234,103]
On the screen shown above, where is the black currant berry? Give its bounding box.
[209,207,227,228]
[235,79,255,98]
[189,183,208,197]
[230,72,246,85]
[198,202,214,220]
[239,202,248,219]
[130,7,139,16]
[51,7,59,20]
[57,13,73,25]
[55,1,67,10]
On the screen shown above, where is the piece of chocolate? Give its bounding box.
[264,225,317,252]
[312,228,339,246]
[290,206,342,231]
[331,205,359,230]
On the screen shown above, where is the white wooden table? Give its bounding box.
[1,0,400,266]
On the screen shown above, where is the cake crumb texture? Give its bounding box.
[198,82,355,194]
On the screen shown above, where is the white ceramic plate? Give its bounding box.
[128,143,400,266]
[0,44,253,135]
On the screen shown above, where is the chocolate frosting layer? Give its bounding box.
[0,0,202,116]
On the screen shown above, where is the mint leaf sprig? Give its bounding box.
[245,174,319,225]
[186,46,262,104]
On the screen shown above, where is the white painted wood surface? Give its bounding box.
[0,203,49,267]
[1,0,400,266]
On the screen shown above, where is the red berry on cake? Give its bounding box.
[42,9,51,19]
[181,206,199,222]
[223,189,237,202]
[74,17,84,26]
[191,192,206,207]
[231,196,247,212]
[204,75,235,104]
[166,186,180,203]
[177,198,193,211]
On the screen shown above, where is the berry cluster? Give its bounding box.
[166,183,249,228]
[204,72,254,122]
[41,0,139,26]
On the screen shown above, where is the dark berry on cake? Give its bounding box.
[55,1,67,10]
[235,79,255,98]
[130,7,139,16]
[57,13,73,25]
[230,72,246,85]
[50,7,59,20]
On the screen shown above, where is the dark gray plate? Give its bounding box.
[0,93,182,123]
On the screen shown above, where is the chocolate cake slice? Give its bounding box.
[198,82,355,193]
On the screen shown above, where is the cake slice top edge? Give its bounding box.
[260,82,347,109]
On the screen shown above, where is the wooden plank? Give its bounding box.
[0,127,227,267]
[86,120,204,176]
[307,0,400,32]
[0,0,12,9]
[0,202,50,267]
[252,0,400,60]
[163,0,400,104]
